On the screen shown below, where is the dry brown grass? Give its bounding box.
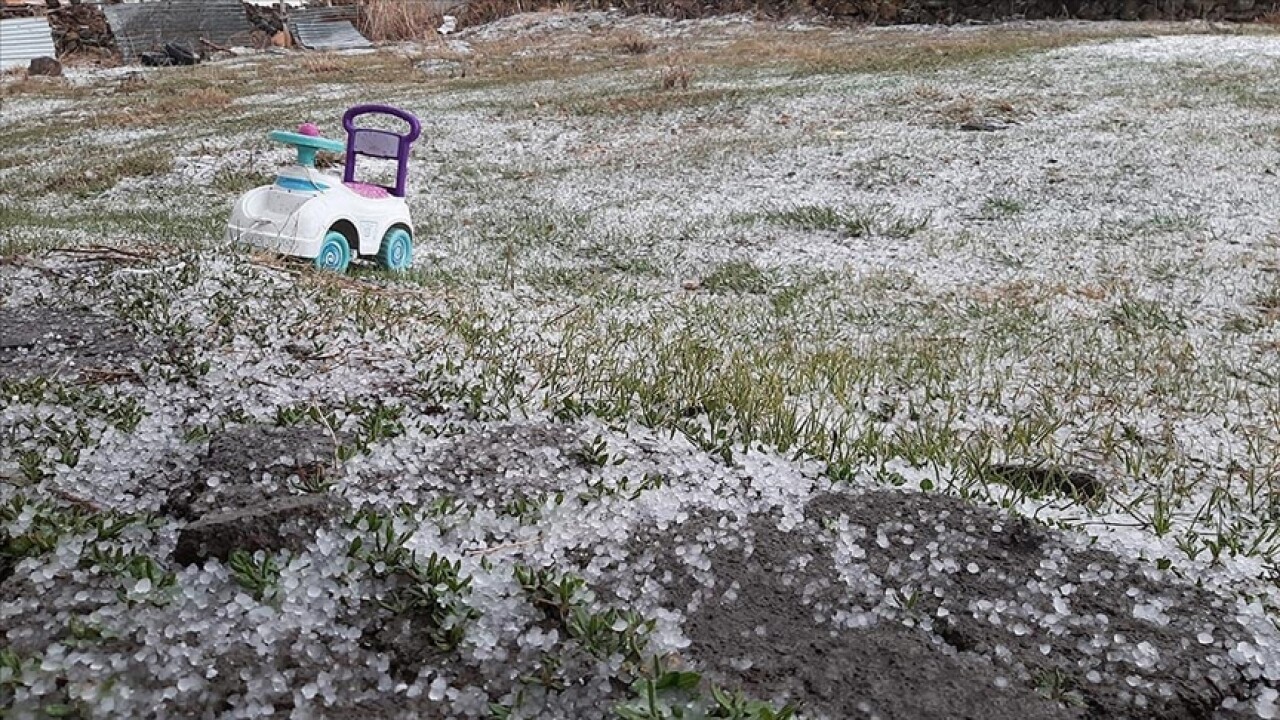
[0,73,87,100]
[439,17,1211,93]
[43,149,175,196]
[971,280,1068,308]
[301,53,352,75]
[458,0,571,28]
[659,64,694,90]
[162,87,233,112]
[112,87,233,126]
[315,151,345,170]
[360,0,445,42]
[704,29,1074,74]
[474,20,1241,80]
[932,94,1023,126]
[265,51,429,85]
[71,84,238,131]
[616,31,657,55]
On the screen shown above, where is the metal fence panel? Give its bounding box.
[103,0,256,62]
[288,6,371,50]
[0,17,56,70]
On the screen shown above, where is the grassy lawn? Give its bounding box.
[2,13,1280,719]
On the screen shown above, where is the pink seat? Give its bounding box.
[345,181,391,199]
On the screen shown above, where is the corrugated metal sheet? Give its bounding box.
[103,0,256,63]
[0,17,56,71]
[288,6,371,51]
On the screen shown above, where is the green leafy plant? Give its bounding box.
[1034,668,1085,707]
[228,550,284,601]
[515,565,656,665]
[616,657,798,719]
[575,435,625,468]
[348,509,478,651]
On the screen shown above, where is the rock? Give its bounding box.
[0,306,142,382]
[27,57,62,77]
[172,495,339,565]
[682,278,701,291]
[607,489,1272,720]
[163,424,347,520]
[660,497,1073,720]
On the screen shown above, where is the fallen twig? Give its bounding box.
[311,402,343,471]
[52,245,157,265]
[76,367,142,385]
[465,537,541,556]
[548,303,581,325]
[51,487,105,513]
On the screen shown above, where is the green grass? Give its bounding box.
[40,149,175,197]
[747,204,930,239]
[703,260,773,294]
[212,167,274,194]
[1,22,1277,600]
[981,196,1025,219]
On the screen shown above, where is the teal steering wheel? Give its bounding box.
[270,128,346,168]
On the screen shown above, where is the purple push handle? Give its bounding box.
[342,104,422,198]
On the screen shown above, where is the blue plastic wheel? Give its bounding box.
[315,231,352,273]
[376,227,413,271]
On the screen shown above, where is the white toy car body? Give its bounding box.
[227,166,412,261]
[225,105,422,273]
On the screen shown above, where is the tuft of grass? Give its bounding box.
[43,149,175,196]
[980,462,1105,503]
[574,434,625,468]
[660,65,695,91]
[212,167,273,194]
[982,196,1025,219]
[0,73,87,100]
[1251,280,1280,316]
[360,0,444,42]
[616,656,798,720]
[702,260,772,295]
[757,204,930,239]
[301,53,350,75]
[617,32,656,55]
[348,509,478,651]
[515,565,655,664]
[1142,212,1204,233]
[1034,668,1086,708]
[1106,298,1185,334]
[228,550,283,601]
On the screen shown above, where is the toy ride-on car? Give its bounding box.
[226,104,422,273]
